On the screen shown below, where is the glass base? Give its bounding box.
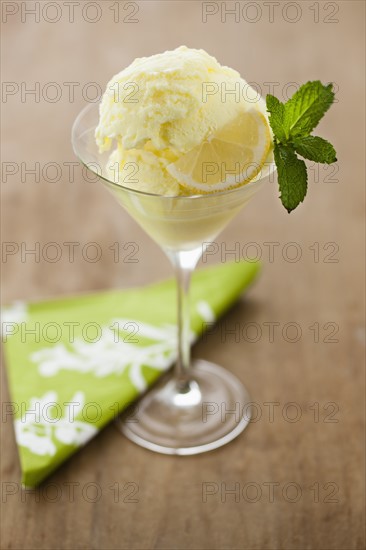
[117,360,252,455]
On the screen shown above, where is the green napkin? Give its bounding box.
[2,261,260,487]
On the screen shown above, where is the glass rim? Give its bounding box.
[72,102,277,201]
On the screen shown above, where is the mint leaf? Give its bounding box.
[266,94,287,142]
[284,81,335,138]
[293,135,337,164]
[274,143,308,213]
[267,80,337,212]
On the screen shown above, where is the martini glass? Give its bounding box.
[72,103,276,455]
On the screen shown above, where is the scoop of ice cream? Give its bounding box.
[96,46,269,195]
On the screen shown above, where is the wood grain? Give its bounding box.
[1,1,365,549]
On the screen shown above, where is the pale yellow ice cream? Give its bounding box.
[96,46,269,195]
[107,145,182,195]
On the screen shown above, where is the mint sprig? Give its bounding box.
[266,81,337,212]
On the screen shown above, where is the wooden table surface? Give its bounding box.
[1,1,365,549]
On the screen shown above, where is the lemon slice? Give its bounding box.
[167,109,271,193]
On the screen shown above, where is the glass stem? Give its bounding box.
[175,261,192,392]
[168,249,202,393]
